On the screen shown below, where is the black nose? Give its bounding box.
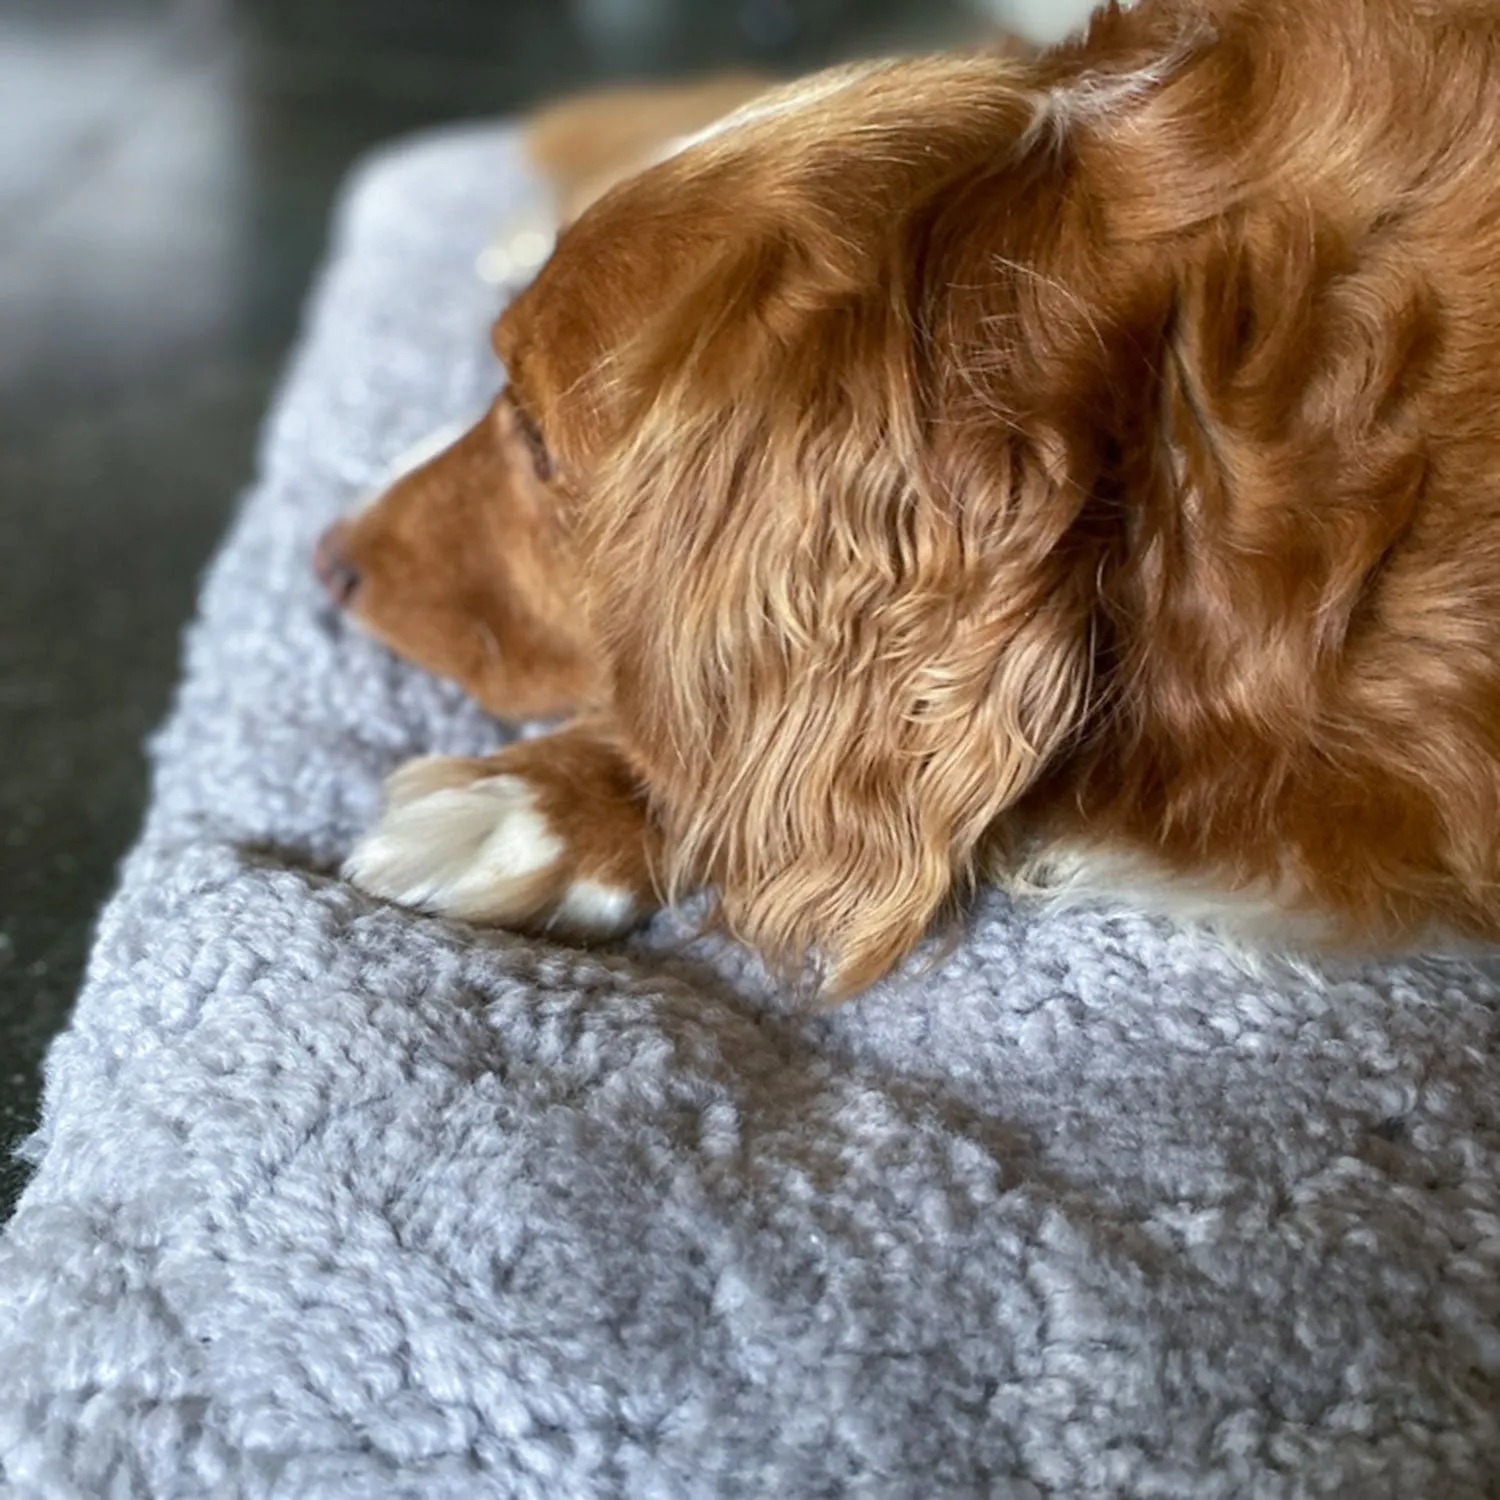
[314,520,361,606]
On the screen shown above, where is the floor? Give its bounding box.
[0,0,987,1214]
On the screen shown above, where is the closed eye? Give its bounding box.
[512,400,553,482]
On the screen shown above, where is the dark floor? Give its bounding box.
[0,0,984,1216]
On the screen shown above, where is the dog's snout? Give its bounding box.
[314,521,362,607]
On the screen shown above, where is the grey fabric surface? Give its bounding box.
[3,125,1500,1500]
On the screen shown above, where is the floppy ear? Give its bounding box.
[581,159,1132,993]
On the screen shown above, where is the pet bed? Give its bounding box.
[2,125,1499,1500]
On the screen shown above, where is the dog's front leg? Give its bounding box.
[345,717,661,940]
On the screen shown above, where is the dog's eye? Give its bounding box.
[513,404,553,482]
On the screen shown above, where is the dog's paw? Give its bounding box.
[344,755,641,938]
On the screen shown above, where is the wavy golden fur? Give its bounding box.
[325,0,1500,994]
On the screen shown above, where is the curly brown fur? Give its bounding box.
[331,0,1500,994]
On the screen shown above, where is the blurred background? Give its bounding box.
[0,0,1097,1215]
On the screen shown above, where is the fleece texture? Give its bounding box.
[3,126,1500,1500]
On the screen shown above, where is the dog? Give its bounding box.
[318,0,1500,995]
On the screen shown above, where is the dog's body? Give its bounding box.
[320,0,1500,994]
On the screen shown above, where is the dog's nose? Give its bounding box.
[314,520,361,606]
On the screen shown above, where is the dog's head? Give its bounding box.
[320,4,1448,985]
[316,396,602,719]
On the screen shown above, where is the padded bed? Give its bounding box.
[2,126,1499,1499]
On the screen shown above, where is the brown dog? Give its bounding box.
[321,0,1500,994]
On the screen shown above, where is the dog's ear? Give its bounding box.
[580,144,1130,993]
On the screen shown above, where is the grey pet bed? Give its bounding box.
[3,126,1499,1500]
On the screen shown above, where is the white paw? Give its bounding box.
[344,757,639,938]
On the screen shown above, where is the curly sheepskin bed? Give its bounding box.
[3,127,1500,1500]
